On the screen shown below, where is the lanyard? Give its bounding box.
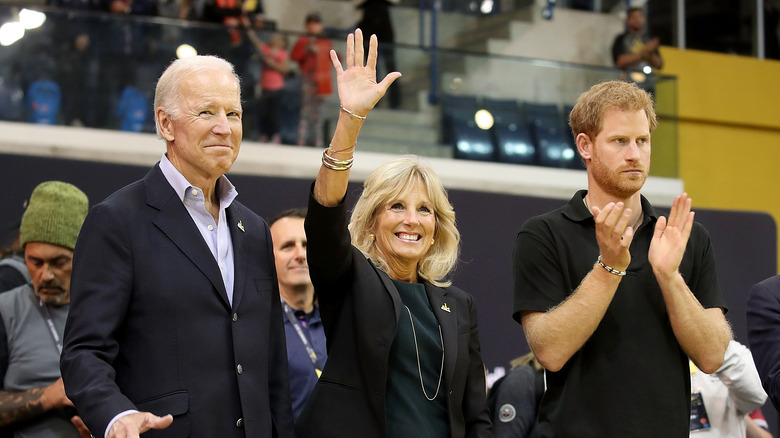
[37,299,62,355]
[282,302,322,377]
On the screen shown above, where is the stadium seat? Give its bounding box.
[483,98,535,164]
[116,86,149,132]
[562,104,586,170]
[482,97,522,126]
[524,102,562,131]
[0,78,24,122]
[452,122,495,162]
[441,94,495,161]
[535,126,578,168]
[495,123,536,165]
[26,80,61,125]
[441,94,480,144]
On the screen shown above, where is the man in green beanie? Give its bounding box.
[0,181,91,437]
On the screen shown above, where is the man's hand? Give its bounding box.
[645,37,660,52]
[71,415,92,438]
[40,378,74,411]
[591,201,635,272]
[107,412,173,438]
[649,193,694,281]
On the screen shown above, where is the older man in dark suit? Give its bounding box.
[60,55,294,438]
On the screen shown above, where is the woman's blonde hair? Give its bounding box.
[349,156,460,287]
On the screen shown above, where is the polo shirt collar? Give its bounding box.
[562,189,660,227]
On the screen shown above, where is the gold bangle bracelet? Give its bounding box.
[339,104,367,120]
[328,143,356,155]
[323,148,354,166]
[322,148,353,171]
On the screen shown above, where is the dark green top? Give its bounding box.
[385,280,449,438]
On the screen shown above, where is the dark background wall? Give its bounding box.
[2,152,777,431]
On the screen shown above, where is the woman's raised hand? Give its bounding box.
[330,28,401,118]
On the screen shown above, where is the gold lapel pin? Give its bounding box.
[237,221,245,232]
[441,303,451,313]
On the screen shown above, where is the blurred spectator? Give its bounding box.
[356,0,400,109]
[44,2,100,126]
[611,7,663,94]
[291,12,333,147]
[487,352,544,438]
[0,181,90,438]
[95,0,159,129]
[747,409,773,438]
[689,340,767,437]
[197,0,261,22]
[58,32,92,127]
[268,208,326,420]
[247,30,290,143]
[0,224,27,293]
[766,0,780,60]
[196,0,262,49]
[103,0,158,15]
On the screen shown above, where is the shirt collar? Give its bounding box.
[159,154,238,209]
[562,189,659,225]
[282,300,321,324]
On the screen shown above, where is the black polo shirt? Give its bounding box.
[513,190,726,438]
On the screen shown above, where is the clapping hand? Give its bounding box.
[591,202,635,273]
[649,193,694,279]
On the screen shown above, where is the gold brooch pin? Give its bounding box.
[441,303,451,313]
[237,221,245,232]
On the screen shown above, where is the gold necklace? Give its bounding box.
[404,305,444,401]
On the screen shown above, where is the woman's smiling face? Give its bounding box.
[372,178,436,280]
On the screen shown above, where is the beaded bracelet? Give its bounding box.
[597,256,626,276]
[340,104,367,120]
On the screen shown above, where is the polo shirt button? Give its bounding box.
[237,364,243,374]
[236,418,243,428]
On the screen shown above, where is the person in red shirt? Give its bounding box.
[291,12,334,147]
[248,31,290,144]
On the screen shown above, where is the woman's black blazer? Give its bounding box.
[298,191,493,438]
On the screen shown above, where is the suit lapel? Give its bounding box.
[425,283,457,385]
[226,205,247,310]
[146,165,231,310]
[375,265,403,322]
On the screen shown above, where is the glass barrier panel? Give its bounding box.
[0,4,678,177]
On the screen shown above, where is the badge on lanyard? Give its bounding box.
[690,392,710,432]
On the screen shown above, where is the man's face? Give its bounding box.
[586,108,651,199]
[25,242,73,306]
[160,68,243,184]
[626,9,645,33]
[270,217,312,292]
[306,20,323,35]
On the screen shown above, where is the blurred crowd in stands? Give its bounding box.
[0,0,335,146]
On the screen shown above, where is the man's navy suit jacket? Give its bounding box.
[61,164,295,437]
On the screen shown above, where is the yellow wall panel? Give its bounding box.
[660,47,780,270]
[662,48,780,129]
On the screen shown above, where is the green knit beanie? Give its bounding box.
[20,181,89,251]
